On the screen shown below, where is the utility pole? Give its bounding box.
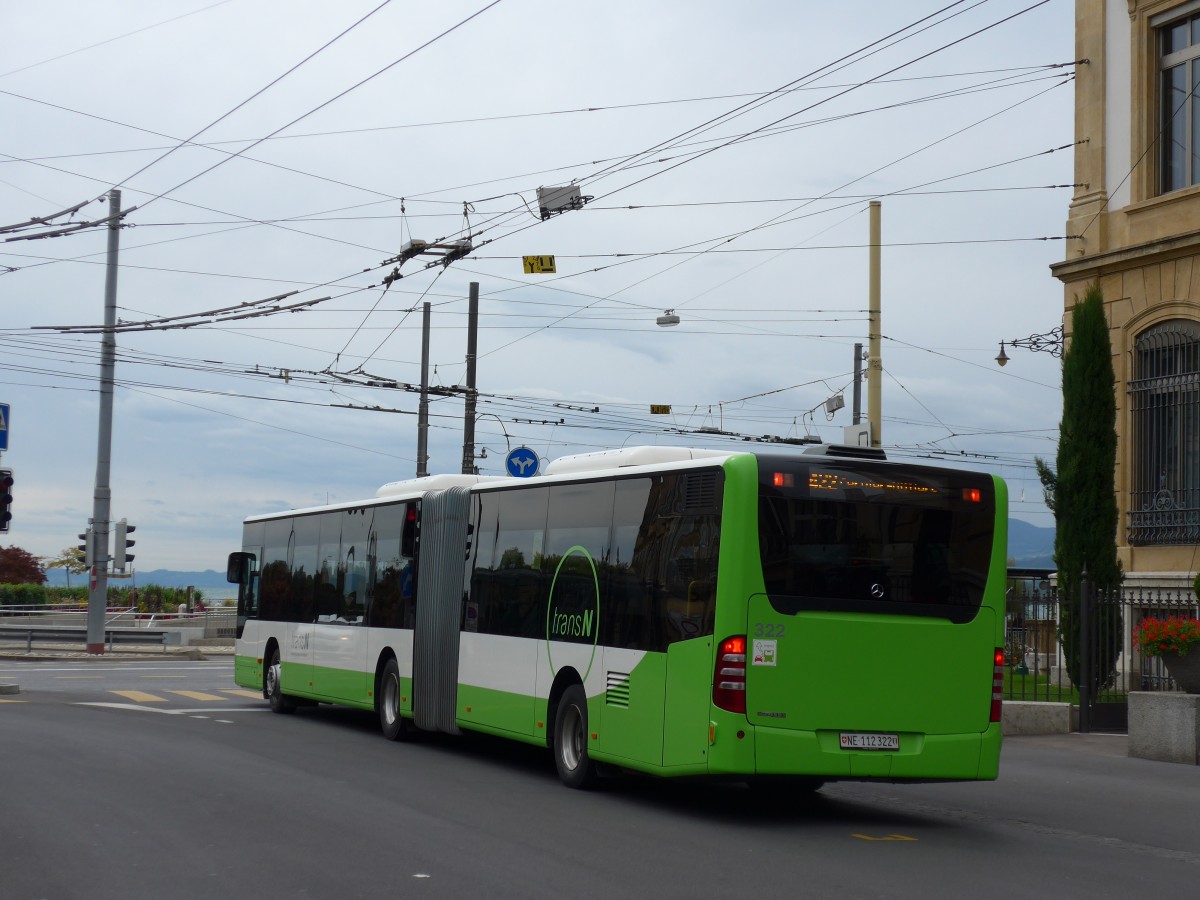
[416,301,431,477]
[867,200,882,449]
[460,282,479,474]
[87,189,122,654]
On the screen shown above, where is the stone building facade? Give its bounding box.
[1052,0,1200,587]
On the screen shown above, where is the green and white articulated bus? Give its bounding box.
[226,443,1007,790]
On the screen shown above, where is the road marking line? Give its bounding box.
[77,702,271,715]
[111,690,168,703]
[80,702,175,714]
[222,689,263,699]
[851,834,918,842]
[0,699,27,703]
[168,690,227,702]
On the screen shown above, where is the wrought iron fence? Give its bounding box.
[1004,574,1198,729]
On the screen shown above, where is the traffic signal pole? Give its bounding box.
[86,189,122,654]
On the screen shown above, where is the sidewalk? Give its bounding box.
[0,641,234,662]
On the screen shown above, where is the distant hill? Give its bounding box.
[1008,519,1055,569]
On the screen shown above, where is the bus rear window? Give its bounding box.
[757,460,995,623]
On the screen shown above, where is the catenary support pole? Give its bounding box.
[86,189,122,654]
[867,200,882,448]
[416,301,431,477]
[461,282,479,474]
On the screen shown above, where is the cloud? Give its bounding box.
[1,0,1070,568]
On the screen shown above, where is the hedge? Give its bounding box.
[1,584,205,611]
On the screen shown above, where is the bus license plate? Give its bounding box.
[839,732,899,751]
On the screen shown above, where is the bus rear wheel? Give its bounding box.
[378,658,411,741]
[553,685,597,789]
[265,647,295,714]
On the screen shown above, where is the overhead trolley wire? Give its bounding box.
[0,0,237,80]
[114,1,397,192]
[128,0,507,215]
[576,1,982,190]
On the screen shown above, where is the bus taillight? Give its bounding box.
[713,635,747,714]
[991,647,1004,722]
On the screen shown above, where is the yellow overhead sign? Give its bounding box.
[522,255,556,274]
[650,404,671,415]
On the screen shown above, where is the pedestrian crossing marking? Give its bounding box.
[112,690,168,703]
[168,690,227,702]
[97,688,265,704]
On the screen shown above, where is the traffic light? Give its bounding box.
[0,469,11,533]
[78,526,93,568]
[114,518,136,571]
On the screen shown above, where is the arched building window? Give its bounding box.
[1128,319,1200,545]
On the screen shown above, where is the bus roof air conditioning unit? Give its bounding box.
[842,424,871,447]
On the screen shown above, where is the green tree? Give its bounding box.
[1039,283,1122,692]
[0,544,48,585]
[44,546,87,588]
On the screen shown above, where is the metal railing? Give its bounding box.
[0,604,234,629]
[0,624,181,652]
[0,604,236,649]
[1005,578,1198,731]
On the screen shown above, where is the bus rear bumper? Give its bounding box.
[745,723,1002,781]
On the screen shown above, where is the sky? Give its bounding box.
[0,0,1073,571]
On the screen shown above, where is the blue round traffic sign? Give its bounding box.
[505,446,540,478]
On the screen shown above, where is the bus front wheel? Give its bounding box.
[378,658,411,741]
[266,647,295,714]
[553,685,597,789]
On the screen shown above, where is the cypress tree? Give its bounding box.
[1053,283,1122,691]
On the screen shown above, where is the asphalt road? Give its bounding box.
[1,657,1197,900]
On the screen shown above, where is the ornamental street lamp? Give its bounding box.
[995,325,1064,366]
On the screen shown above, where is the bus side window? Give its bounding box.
[369,503,407,629]
[340,507,373,625]
[470,487,548,640]
[291,514,321,624]
[634,474,721,646]
[259,518,293,622]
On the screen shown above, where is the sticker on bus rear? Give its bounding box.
[752,639,777,666]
